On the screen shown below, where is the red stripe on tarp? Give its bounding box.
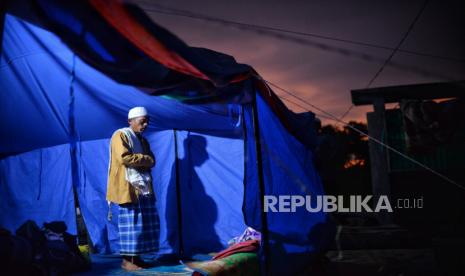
[88,0,305,144]
[89,0,210,81]
[230,72,251,84]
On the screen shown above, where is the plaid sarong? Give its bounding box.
[118,195,159,256]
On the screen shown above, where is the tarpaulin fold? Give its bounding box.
[0,1,335,273]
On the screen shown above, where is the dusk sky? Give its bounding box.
[135,0,465,124]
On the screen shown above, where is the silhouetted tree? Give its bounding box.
[315,121,371,196]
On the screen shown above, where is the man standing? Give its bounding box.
[106,107,159,271]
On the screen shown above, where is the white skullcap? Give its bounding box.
[128,106,148,119]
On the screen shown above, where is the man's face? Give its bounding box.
[129,116,149,133]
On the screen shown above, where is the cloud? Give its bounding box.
[140,0,465,125]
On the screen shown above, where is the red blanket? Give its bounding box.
[212,240,260,260]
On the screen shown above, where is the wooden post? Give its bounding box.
[367,98,392,224]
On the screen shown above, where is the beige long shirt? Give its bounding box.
[106,130,155,204]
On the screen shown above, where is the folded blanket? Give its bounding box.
[185,252,259,276]
[213,240,259,260]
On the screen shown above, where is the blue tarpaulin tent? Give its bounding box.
[0,0,334,274]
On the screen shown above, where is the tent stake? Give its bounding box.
[251,95,271,275]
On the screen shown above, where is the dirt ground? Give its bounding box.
[320,249,439,276]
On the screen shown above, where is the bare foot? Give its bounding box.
[121,259,143,271]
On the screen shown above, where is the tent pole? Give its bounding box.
[251,94,271,275]
[68,55,89,247]
[173,129,184,257]
[0,0,6,56]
